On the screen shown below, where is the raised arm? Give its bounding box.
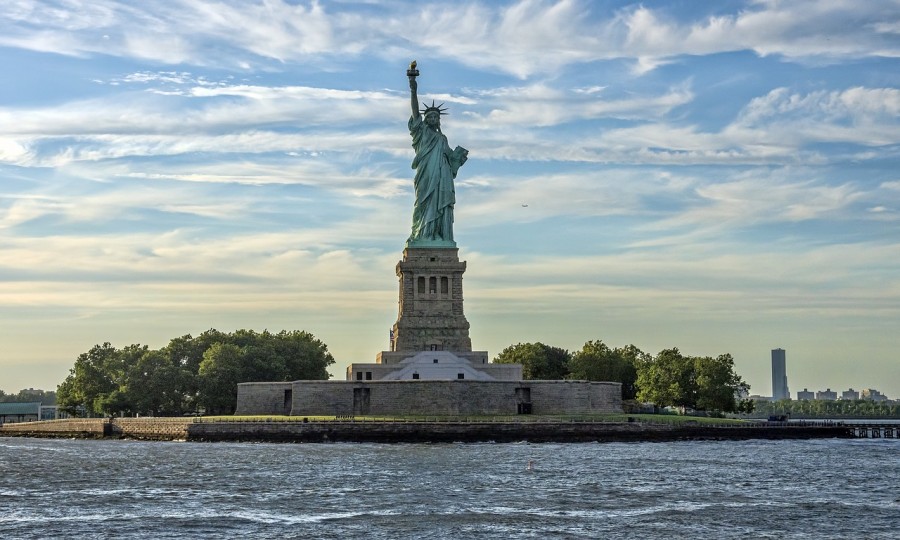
[408,60,420,118]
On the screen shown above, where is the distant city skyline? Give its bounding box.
[763,383,892,402]
[771,348,790,401]
[792,386,890,401]
[752,347,893,401]
[1,1,899,397]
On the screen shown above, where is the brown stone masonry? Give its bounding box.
[392,247,473,352]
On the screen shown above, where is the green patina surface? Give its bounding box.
[405,62,467,247]
[405,238,457,249]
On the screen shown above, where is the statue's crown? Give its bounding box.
[423,100,448,116]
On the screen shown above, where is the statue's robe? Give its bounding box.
[408,114,460,244]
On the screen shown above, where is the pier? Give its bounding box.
[848,423,899,439]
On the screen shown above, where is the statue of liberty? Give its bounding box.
[406,61,468,247]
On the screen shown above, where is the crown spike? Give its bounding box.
[422,100,449,116]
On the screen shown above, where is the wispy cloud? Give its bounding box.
[731,87,900,146]
[2,1,897,77]
[620,2,900,67]
[0,1,898,395]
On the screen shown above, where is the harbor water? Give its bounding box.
[1,437,898,539]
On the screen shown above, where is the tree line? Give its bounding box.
[492,340,753,414]
[56,329,334,417]
[753,398,900,418]
[0,388,57,405]
[54,331,750,417]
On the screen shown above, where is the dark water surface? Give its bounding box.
[1,437,898,539]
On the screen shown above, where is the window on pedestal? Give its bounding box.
[429,276,437,294]
[417,276,425,294]
[441,276,449,294]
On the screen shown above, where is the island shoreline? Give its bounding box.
[0,417,861,443]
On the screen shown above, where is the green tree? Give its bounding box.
[229,330,283,383]
[94,389,132,417]
[493,342,570,380]
[164,329,228,372]
[693,354,749,413]
[636,348,749,413]
[737,398,755,414]
[636,348,695,409]
[568,341,644,399]
[197,343,243,415]
[57,328,336,417]
[0,389,57,404]
[275,330,334,380]
[56,343,123,416]
[126,350,192,416]
[160,329,229,411]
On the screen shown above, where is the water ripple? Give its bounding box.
[0,438,897,539]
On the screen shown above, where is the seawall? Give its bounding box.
[0,418,190,440]
[187,421,854,443]
[1,418,855,443]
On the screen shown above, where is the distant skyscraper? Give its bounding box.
[771,348,790,400]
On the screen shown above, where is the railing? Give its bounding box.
[847,424,899,439]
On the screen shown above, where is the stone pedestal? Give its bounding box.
[388,247,474,353]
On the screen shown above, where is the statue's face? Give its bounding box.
[425,111,440,128]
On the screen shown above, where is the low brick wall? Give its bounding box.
[0,418,109,438]
[0,418,192,440]
[111,418,192,440]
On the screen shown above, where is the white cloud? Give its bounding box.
[463,239,900,319]
[468,82,693,127]
[575,86,900,166]
[4,217,898,323]
[737,87,900,126]
[1,0,899,398]
[0,137,33,162]
[0,0,338,66]
[3,1,895,78]
[729,87,900,147]
[459,168,657,227]
[399,0,601,78]
[0,83,405,139]
[692,176,862,224]
[1,73,895,181]
[619,1,900,69]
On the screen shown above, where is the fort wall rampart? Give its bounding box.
[235,379,623,416]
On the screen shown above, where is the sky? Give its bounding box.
[1,0,899,399]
